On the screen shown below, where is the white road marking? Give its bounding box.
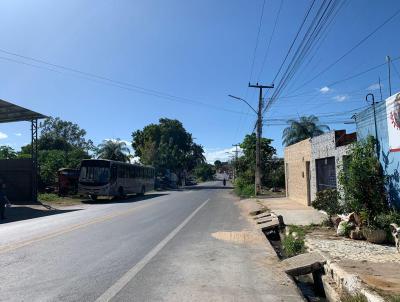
[95,198,210,302]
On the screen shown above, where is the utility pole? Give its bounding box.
[248,82,274,195]
[232,143,240,181]
[387,55,392,96]
[366,93,379,158]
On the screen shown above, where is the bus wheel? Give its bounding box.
[138,186,145,196]
[118,187,125,199]
[90,194,98,201]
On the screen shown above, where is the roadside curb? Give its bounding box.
[306,248,385,302]
[244,198,386,302]
[241,198,307,301]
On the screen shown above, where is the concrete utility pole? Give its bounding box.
[387,55,392,96]
[248,82,274,195]
[232,143,240,180]
[366,93,379,158]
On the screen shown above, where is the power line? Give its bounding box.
[234,0,267,140]
[0,50,252,116]
[272,0,316,84]
[248,0,267,83]
[291,7,400,92]
[266,0,342,112]
[257,0,283,81]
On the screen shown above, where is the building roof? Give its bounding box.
[0,99,47,123]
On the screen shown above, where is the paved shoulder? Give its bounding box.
[110,187,302,302]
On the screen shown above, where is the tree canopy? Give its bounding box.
[19,117,93,186]
[96,139,130,162]
[0,146,17,159]
[236,133,277,185]
[282,115,329,146]
[131,118,205,174]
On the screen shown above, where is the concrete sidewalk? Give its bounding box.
[257,197,326,225]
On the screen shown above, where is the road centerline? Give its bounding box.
[95,198,210,302]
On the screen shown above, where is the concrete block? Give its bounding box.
[281,252,326,277]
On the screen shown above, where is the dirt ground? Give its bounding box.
[340,260,400,296]
[306,228,400,297]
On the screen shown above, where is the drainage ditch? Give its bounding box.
[263,229,327,302]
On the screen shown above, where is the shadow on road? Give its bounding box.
[82,193,168,204]
[0,206,80,224]
[184,185,233,190]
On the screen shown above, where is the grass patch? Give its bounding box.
[282,234,305,258]
[281,225,308,258]
[340,293,368,302]
[386,296,400,302]
[281,224,323,258]
[234,184,254,198]
[38,193,86,206]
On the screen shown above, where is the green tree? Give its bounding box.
[338,136,387,227]
[214,160,223,170]
[194,163,215,181]
[19,117,93,187]
[0,146,17,159]
[96,139,130,162]
[131,118,205,174]
[236,133,276,185]
[282,115,329,146]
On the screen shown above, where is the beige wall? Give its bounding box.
[284,139,311,206]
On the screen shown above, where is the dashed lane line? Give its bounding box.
[95,198,210,302]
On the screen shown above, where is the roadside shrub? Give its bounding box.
[312,189,342,219]
[375,211,400,243]
[282,225,306,257]
[338,136,387,227]
[337,221,353,237]
[341,293,368,302]
[38,193,59,202]
[282,234,305,258]
[234,177,254,198]
[193,163,215,182]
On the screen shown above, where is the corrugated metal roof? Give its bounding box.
[0,99,47,123]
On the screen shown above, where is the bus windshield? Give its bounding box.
[79,165,110,185]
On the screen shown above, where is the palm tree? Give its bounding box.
[282,115,330,146]
[96,139,131,162]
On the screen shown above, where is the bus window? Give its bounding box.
[111,165,117,181]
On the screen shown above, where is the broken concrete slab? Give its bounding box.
[253,212,275,220]
[255,217,275,224]
[257,220,280,232]
[281,252,327,277]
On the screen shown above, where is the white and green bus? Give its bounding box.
[78,159,155,200]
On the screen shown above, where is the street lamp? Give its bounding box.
[228,95,257,115]
[228,94,262,195]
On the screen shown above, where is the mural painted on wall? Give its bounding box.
[387,92,400,152]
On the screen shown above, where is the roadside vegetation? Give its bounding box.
[340,293,368,302]
[1,117,213,196]
[38,193,86,206]
[233,133,284,197]
[281,225,308,257]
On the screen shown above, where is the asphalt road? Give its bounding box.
[0,181,301,302]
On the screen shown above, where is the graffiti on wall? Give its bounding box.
[387,93,400,152]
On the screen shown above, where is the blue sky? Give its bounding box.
[0,0,400,162]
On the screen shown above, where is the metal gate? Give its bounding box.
[315,157,336,192]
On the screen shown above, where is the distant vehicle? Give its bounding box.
[58,168,79,196]
[185,177,197,186]
[78,159,155,200]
